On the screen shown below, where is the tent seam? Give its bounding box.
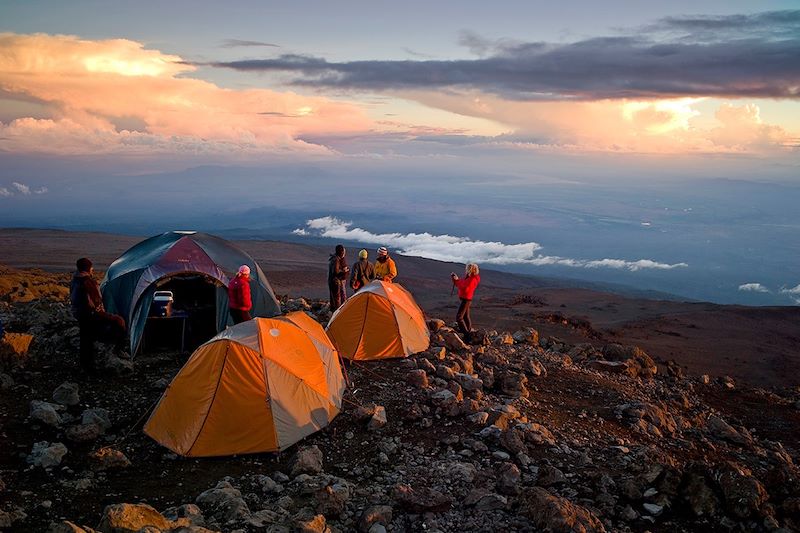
[354,296,371,360]
[187,342,230,455]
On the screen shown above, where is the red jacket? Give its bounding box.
[228,275,252,310]
[454,274,480,300]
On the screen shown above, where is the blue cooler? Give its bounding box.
[151,291,174,317]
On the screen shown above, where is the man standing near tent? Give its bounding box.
[70,258,126,375]
[350,249,375,292]
[228,265,253,324]
[374,246,397,282]
[328,245,349,312]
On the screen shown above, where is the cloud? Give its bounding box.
[211,11,800,100]
[294,216,688,272]
[738,283,770,293]
[0,187,11,197]
[0,33,372,156]
[220,39,279,48]
[780,284,800,294]
[12,181,30,194]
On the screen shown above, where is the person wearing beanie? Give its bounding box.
[70,257,126,376]
[328,244,350,312]
[228,264,253,324]
[350,248,375,292]
[373,246,397,282]
[451,263,481,341]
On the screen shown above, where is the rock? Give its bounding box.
[293,509,326,533]
[66,422,102,443]
[392,484,453,513]
[316,480,352,517]
[497,462,521,495]
[468,329,490,346]
[496,333,514,345]
[101,354,134,376]
[89,447,131,471]
[48,521,99,532]
[292,445,324,476]
[82,408,112,432]
[441,330,468,352]
[0,372,13,389]
[247,509,283,529]
[707,415,752,446]
[427,319,445,332]
[27,441,68,468]
[520,487,606,533]
[524,358,547,377]
[358,505,392,531]
[683,469,720,517]
[521,423,557,446]
[97,503,172,533]
[467,412,489,424]
[465,489,507,511]
[368,406,387,431]
[30,400,63,427]
[405,369,429,389]
[537,465,567,487]
[615,402,678,438]
[602,343,657,378]
[52,381,80,406]
[417,357,437,374]
[643,503,663,515]
[498,370,529,398]
[430,389,457,410]
[512,327,539,345]
[453,372,483,392]
[719,468,768,518]
[256,475,283,494]
[162,504,205,527]
[195,481,251,524]
[448,462,477,483]
[436,364,456,380]
[0,332,34,368]
[368,524,387,533]
[353,403,377,421]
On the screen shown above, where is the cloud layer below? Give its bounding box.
[293,216,688,272]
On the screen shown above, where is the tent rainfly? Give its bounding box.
[144,312,345,457]
[326,280,429,360]
[101,231,280,355]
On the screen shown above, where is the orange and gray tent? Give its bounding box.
[101,231,281,355]
[143,312,345,457]
[326,281,429,360]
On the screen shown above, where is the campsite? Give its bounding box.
[1,229,799,532]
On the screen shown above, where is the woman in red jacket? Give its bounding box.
[228,265,253,324]
[451,263,480,340]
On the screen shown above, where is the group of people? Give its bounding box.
[328,245,397,312]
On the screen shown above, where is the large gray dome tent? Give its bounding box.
[101,231,281,355]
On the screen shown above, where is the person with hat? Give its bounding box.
[373,246,397,282]
[228,265,253,324]
[70,257,126,375]
[328,244,349,312]
[350,249,375,292]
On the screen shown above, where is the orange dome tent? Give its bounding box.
[144,312,345,457]
[326,281,429,360]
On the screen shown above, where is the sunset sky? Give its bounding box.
[1,1,797,168]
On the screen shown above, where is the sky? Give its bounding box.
[0,1,798,304]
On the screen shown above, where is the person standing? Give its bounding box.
[350,249,375,292]
[451,263,480,340]
[373,246,397,282]
[328,244,349,312]
[70,258,126,375]
[228,265,253,324]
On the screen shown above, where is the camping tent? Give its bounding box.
[144,312,345,457]
[326,281,429,360]
[101,231,281,355]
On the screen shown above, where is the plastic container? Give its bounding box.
[151,290,174,317]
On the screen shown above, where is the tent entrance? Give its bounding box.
[142,273,223,353]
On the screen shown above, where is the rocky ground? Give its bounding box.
[1,269,799,532]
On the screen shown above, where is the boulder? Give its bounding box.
[358,505,392,532]
[464,489,507,511]
[683,469,720,517]
[707,415,752,446]
[293,509,326,533]
[66,422,102,443]
[392,484,453,513]
[429,389,457,410]
[162,504,205,527]
[454,372,483,392]
[368,406,387,431]
[427,319,445,332]
[292,445,324,476]
[602,344,657,378]
[27,441,68,468]
[315,480,352,517]
[512,327,539,345]
[82,408,113,432]
[520,487,606,533]
[615,402,678,438]
[495,333,514,345]
[96,503,172,533]
[441,330,468,352]
[101,354,134,376]
[52,382,80,406]
[537,465,567,487]
[30,400,63,427]
[498,370,528,398]
[719,468,768,519]
[0,332,34,368]
[48,521,99,532]
[89,448,131,471]
[405,369,429,389]
[496,462,521,495]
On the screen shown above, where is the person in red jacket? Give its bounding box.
[451,263,480,340]
[228,265,253,324]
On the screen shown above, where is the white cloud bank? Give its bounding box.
[738,283,770,293]
[1,181,48,197]
[294,216,688,272]
[780,284,800,295]
[0,187,11,197]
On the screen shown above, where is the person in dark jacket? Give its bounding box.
[228,265,253,324]
[350,249,375,292]
[70,257,126,375]
[328,244,349,312]
[451,263,481,340]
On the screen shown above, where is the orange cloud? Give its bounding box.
[0,33,373,156]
